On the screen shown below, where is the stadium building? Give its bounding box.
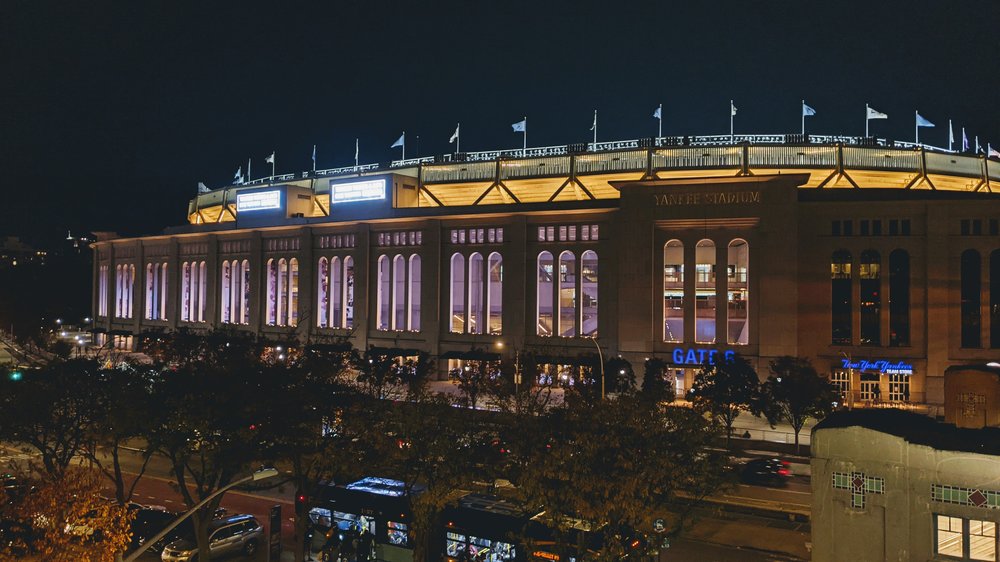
[91,134,1000,408]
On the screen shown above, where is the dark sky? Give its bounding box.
[2,0,998,243]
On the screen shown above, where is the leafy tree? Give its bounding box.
[639,356,671,404]
[686,354,761,447]
[0,468,134,562]
[0,359,100,480]
[755,356,839,453]
[452,350,502,409]
[353,345,407,400]
[604,357,636,396]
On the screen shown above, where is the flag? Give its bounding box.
[990,145,1000,159]
[948,121,955,145]
[916,113,934,128]
[976,136,981,153]
[962,128,969,151]
[449,124,459,144]
[311,144,316,164]
[233,166,242,183]
[730,101,737,116]
[198,182,210,193]
[590,111,597,132]
[653,106,661,119]
[512,119,526,132]
[867,106,888,119]
[802,102,816,117]
[391,133,405,148]
[354,138,359,161]
[265,152,275,164]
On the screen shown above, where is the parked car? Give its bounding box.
[738,458,791,486]
[129,508,187,554]
[160,514,263,561]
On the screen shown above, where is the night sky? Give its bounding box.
[3,1,998,243]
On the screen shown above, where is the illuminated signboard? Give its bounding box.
[840,359,914,376]
[236,190,282,212]
[331,179,386,204]
[671,348,735,366]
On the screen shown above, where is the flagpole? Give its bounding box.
[801,100,805,136]
[865,104,869,138]
[948,120,953,152]
[247,157,251,182]
[457,123,460,154]
[402,132,406,161]
[592,109,597,148]
[729,100,734,143]
[915,111,919,145]
[658,103,663,139]
[355,138,359,169]
[522,116,527,156]
[312,144,317,172]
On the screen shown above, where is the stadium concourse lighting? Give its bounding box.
[124,467,279,562]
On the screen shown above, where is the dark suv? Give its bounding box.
[738,458,791,486]
[161,514,263,561]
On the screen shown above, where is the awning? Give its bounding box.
[531,354,600,367]
[107,329,133,336]
[366,346,423,358]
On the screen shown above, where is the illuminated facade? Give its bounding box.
[92,135,1000,407]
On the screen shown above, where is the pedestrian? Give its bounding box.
[358,528,375,561]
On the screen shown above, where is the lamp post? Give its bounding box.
[590,335,605,400]
[840,352,854,411]
[124,467,279,562]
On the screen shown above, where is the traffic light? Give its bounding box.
[8,371,22,381]
[295,490,308,516]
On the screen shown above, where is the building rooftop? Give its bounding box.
[813,409,1000,456]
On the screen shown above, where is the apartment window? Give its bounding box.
[935,514,997,561]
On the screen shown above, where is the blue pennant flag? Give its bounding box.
[916,113,935,128]
[802,103,816,117]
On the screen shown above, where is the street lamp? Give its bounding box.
[124,467,279,562]
[589,335,605,400]
[840,352,854,411]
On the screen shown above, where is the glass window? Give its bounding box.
[663,240,684,343]
[970,519,996,561]
[872,220,882,236]
[317,258,329,328]
[408,254,421,332]
[889,219,899,235]
[537,226,545,242]
[887,373,909,402]
[344,256,355,329]
[581,251,598,337]
[937,515,965,558]
[831,251,852,345]
[468,253,484,334]
[962,219,971,236]
[487,253,502,335]
[559,251,577,337]
[901,219,911,235]
[265,259,276,325]
[962,249,982,348]
[727,239,749,345]
[832,220,841,236]
[377,255,390,330]
[330,257,342,328]
[859,250,881,346]
[558,225,567,241]
[830,370,850,399]
[451,253,466,333]
[537,252,554,336]
[393,255,406,330]
[843,220,853,236]
[289,258,299,326]
[546,226,555,241]
[860,220,870,236]
[974,220,983,236]
[889,249,910,347]
[695,239,716,344]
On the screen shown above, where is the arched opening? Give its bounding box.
[266,258,276,325]
[559,251,577,337]
[695,239,716,343]
[961,249,982,348]
[393,254,406,330]
[727,239,748,345]
[450,253,465,333]
[343,256,355,329]
[487,252,502,335]
[330,257,342,328]
[409,254,421,332]
[663,240,684,342]
[317,257,329,327]
[537,252,554,336]
[889,249,910,347]
[859,250,881,346]
[221,261,232,323]
[468,253,484,334]
[831,250,852,345]
[377,255,390,330]
[288,258,299,327]
[581,250,598,337]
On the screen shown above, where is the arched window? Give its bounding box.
[160,263,168,321]
[559,251,577,337]
[277,259,289,326]
[392,255,406,330]
[727,239,748,345]
[288,258,299,327]
[581,250,598,337]
[98,265,109,317]
[889,249,910,347]
[695,239,716,344]
[859,250,881,346]
[468,253,484,334]
[487,253,502,335]
[376,255,390,330]
[330,257,342,328]
[992,250,1000,349]
[831,250,852,345]
[146,264,156,320]
[409,254,421,332]
[537,252,554,336]
[317,257,329,328]
[197,261,206,322]
[266,259,277,325]
[663,240,684,342]
[127,264,135,319]
[961,249,982,348]
[344,256,355,329]
[239,260,249,325]
[182,262,192,322]
[221,261,232,323]
[450,253,466,333]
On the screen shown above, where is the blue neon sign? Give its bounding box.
[840,359,913,376]
[671,348,736,366]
